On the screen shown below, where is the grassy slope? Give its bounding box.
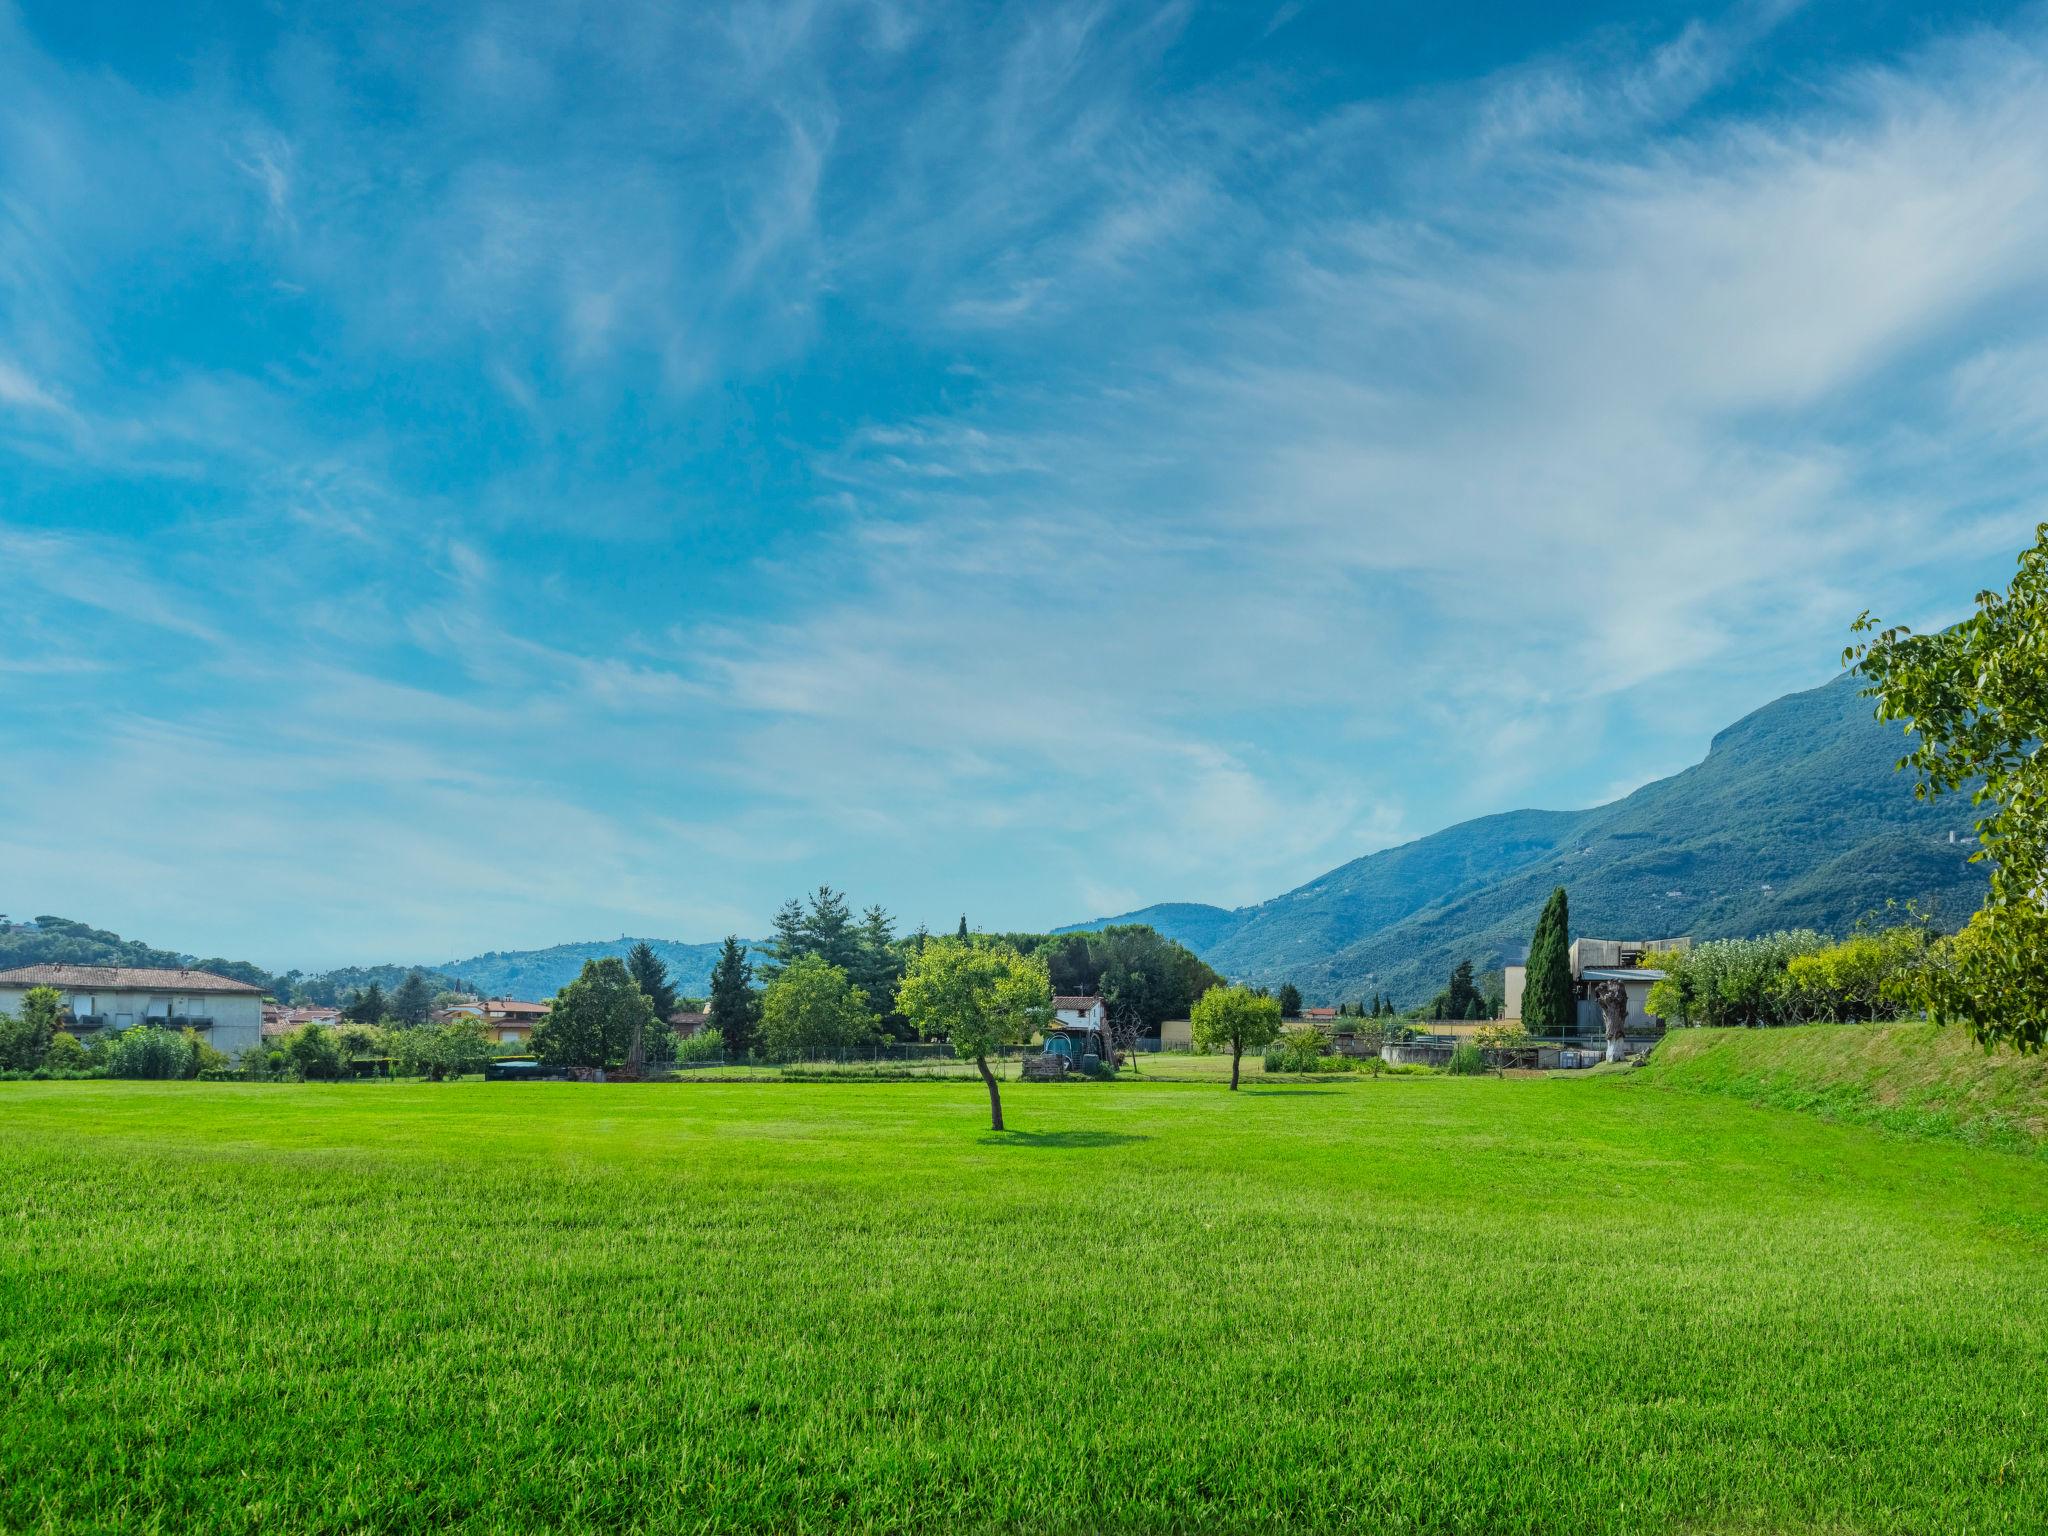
[1643,1023,2048,1157]
[4,1079,2046,1533]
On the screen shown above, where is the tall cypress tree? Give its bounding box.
[1522,887,1575,1038]
[956,914,969,940]
[708,936,760,1059]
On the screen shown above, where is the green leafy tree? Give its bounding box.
[758,954,879,1058]
[1522,889,1574,1038]
[390,971,434,1027]
[1850,524,2048,1050]
[345,982,388,1026]
[1190,984,1283,1091]
[102,1025,198,1080]
[897,939,1051,1131]
[0,984,63,1069]
[708,937,760,1060]
[1277,982,1303,1019]
[533,957,655,1073]
[279,1024,343,1081]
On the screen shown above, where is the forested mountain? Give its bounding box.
[437,938,758,1001]
[1064,671,1987,1005]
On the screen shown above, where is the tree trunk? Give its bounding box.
[627,1017,646,1077]
[1230,1044,1241,1091]
[977,1053,1004,1131]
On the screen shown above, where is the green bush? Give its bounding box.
[43,1031,89,1073]
[1447,1042,1487,1076]
[99,1026,195,1080]
[676,1028,725,1063]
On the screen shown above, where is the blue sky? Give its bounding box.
[3,0,2046,970]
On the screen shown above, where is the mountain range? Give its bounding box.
[1060,670,1987,1004]
[8,672,1986,1010]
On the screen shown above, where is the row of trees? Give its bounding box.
[1646,923,1934,1029]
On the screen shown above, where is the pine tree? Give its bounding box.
[804,886,860,972]
[708,936,760,1060]
[957,914,969,940]
[852,904,907,1037]
[757,899,808,985]
[626,942,678,1021]
[391,970,433,1027]
[1277,982,1303,1018]
[1522,887,1575,1038]
[346,982,388,1025]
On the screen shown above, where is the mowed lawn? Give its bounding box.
[3,1076,2046,1534]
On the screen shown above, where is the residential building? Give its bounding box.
[262,1005,342,1039]
[436,997,550,1045]
[1501,937,1690,1037]
[0,965,266,1056]
[1046,994,1112,1064]
[668,1009,712,1038]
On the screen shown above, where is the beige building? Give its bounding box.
[436,998,550,1045]
[0,965,267,1057]
[1502,937,1689,1037]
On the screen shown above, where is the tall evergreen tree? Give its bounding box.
[390,970,434,1027]
[626,942,678,1021]
[1277,982,1303,1018]
[708,936,761,1059]
[803,886,860,972]
[956,914,969,940]
[1522,887,1575,1038]
[758,899,808,985]
[852,904,908,1037]
[346,982,388,1025]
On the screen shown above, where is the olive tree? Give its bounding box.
[897,940,1050,1131]
[1190,984,1282,1090]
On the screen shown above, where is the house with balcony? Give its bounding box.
[0,965,266,1056]
[434,997,550,1045]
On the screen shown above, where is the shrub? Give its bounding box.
[675,1028,725,1064]
[100,1026,196,1080]
[43,1032,89,1073]
[280,1024,344,1081]
[1273,1024,1328,1073]
[1446,1042,1487,1076]
[1261,1046,1284,1073]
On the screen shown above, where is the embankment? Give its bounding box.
[1641,1023,2048,1157]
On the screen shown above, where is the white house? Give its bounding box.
[0,965,267,1057]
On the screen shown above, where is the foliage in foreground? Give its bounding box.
[895,939,1050,1130]
[1851,520,2048,1051]
[1647,924,1933,1029]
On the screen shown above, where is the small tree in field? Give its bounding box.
[1190,985,1282,1090]
[897,940,1051,1131]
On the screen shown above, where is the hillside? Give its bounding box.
[0,916,279,994]
[438,937,758,1001]
[1070,672,1987,1004]
[1640,1024,2048,1157]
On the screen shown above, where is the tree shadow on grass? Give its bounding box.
[1237,1085,1342,1096]
[977,1129,1151,1149]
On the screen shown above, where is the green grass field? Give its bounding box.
[4,1072,2045,1533]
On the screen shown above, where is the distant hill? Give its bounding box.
[0,916,281,994]
[437,938,761,1001]
[1067,672,1987,1005]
